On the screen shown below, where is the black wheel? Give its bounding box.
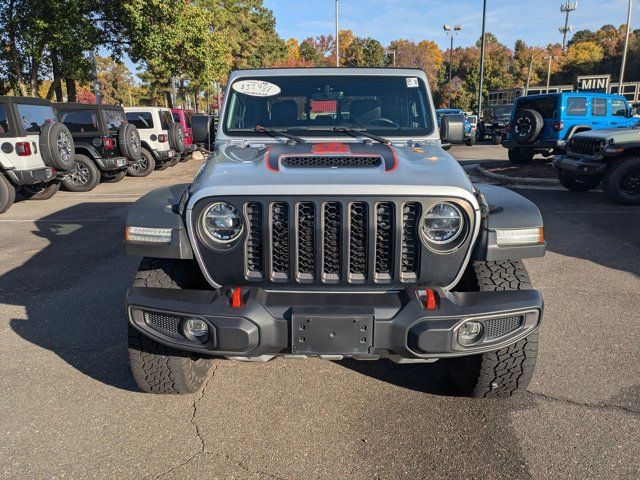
[61,154,100,192]
[101,169,127,183]
[602,155,640,205]
[180,153,191,162]
[0,174,16,214]
[126,147,155,177]
[128,258,215,394]
[465,136,476,146]
[118,123,142,162]
[168,155,180,167]
[168,123,186,153]
[20,181,60,200]
[508,147,534,164]
[39,121,75,171]
[447,260,539,398]
[492,133,502,145]
[557,169,601,192]
[512,109,543,144]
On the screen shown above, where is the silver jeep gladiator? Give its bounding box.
[123,68,546,397]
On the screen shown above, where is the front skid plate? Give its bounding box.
[291,313,374,355]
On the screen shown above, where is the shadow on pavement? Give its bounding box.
[2,202,140,392]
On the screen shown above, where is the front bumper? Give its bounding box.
[552,155,607,176]
[4,166,57,185]
[95,156,128,171]
[127,287,543,360]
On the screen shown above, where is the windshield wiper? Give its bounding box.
[255,125,305,144]
[331,127,391,146]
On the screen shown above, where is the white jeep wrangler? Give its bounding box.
[124,107,185,175]
[0,96,75,213]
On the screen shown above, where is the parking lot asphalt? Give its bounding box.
[1,147,638,480]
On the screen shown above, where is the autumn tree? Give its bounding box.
[387,39,442,87]
[343,37,384,67]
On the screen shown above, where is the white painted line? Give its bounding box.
[0,219,112,222]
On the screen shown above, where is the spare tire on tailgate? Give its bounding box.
[168,123,185,153]
[512,109,543,144]
[191,115,214,147]
[119,123,142,162]
[39,121,75,171]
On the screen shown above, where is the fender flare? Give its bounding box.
[472,184,546,261]
[74,142,102,160]
[564,125,591,141]
[124,184,193,259]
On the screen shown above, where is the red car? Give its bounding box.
[170,108,196,160]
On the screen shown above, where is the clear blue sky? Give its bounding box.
[264,0,638,50]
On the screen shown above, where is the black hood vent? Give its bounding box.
[281,156,382,168]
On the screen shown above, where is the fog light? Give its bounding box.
[458,321,484,345]
[184,318,208,337]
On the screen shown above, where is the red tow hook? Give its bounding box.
[425,289,438,310]
[230,287,243,308]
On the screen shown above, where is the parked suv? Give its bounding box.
[55,103,140,190]
[553,125,640,204]
[0,96,75,213]
[125,107,185,174]
[504,92,637,164]
[479,104,512,144]
[123,68,546,398]
[171,108,195,160]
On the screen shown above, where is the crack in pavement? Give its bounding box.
[527,390,639,417]
[213,452,292,480]
[155,364,217,479]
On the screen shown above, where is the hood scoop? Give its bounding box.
[265,142,397,172]
[281,155,382,169]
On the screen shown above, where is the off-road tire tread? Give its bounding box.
[0,174,16,214]
[128,257,214,394]
[448,260,539,397]
[557,169,601,192]
[602,155,640,205]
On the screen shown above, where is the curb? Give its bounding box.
[475,165,560,186]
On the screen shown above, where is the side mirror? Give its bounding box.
[440,114,465,145]
[191,114,214,148]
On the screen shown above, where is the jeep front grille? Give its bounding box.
[568,137,604,158]
[243,199,425,285]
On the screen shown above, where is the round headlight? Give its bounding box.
[201,202,243,243]
[421,203,464,244]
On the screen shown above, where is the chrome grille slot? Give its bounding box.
[296,202,315,281]
[401,203,421,278]
[568,137,601,157]
[270,202,289,280]
[375,202,394,280]
[322,202,342,282]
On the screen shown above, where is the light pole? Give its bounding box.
[477,0,487,116]
[335,0,340,67]
[560,2,578,51]
[443,24,462,107]
[618,0,633,94]
[545,56,554,93]
[524,54,534,96]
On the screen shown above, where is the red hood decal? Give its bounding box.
[311,142,351,154]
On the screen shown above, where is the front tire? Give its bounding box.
[20,181,60,200]
[128,258,215,394]
[0,174,16,214]
[126,148,155,177]
[602,155,640,205]
[557,170,600,192]
[61,154,101,192]
[446,260,539,398]
[492,132,502,145]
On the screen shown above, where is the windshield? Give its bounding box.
[494,105,513,116]
[224,75,433,137]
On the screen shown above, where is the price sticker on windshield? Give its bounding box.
[406,77,419,88]
[232,80,281,97]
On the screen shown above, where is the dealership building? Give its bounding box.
[488,75,640,106]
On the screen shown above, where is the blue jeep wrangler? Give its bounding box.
[503,92,637,164]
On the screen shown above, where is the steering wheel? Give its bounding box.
[359,117,400,128]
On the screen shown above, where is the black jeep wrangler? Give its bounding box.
[55,103,141,191]
[479,104,513,144]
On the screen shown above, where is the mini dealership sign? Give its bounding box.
[577,75,611,92]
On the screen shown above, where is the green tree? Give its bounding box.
[343,37,384,67]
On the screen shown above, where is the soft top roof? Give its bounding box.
[0,96,53,106]
[54,102,124,112]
